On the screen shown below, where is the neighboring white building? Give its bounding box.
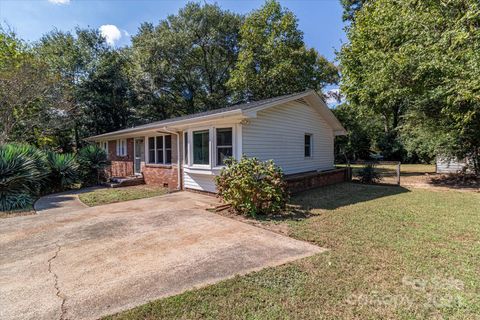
[87,90,347,193]
[436,156,469,174]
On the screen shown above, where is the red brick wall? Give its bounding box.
[107,138,134,177]
[141,164,178,190]
[285,168,350,194]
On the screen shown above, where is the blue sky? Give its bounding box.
[0,0,346,61]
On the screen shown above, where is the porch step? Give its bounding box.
[103,176,145,188]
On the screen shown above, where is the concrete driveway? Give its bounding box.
[0,191,324,320]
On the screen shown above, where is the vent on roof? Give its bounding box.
[295,98,309,106]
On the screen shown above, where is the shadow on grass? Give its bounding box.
[429,174,480,189]
[290,182,410,212]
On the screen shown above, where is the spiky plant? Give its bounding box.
[78,145,110,186]
[0,144,48,211]
[45,151,79,193]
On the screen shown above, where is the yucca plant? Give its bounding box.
[78,145,110,186]
[0,144,48,211]
[45,151,79,193]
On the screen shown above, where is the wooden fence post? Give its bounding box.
[397,162,401,185]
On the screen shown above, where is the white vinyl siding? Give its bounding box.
[242,101,335,174]
[183,172,217,192]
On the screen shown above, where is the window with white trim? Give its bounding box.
[148,135,172,164]
[216,128,233,166]
[304,134,312,157]
[116,139,127,156]
[193,130,209,165]
[184,132,188,165]
[97,141,108,154]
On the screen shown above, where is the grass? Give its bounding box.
[105,183,480,319]
[79,185,169,207]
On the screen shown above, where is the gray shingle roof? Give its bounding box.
[87,90,314,140]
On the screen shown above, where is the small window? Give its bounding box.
[98,141,108,154]
[165,135,172,164]
[304,134,312,157]
[116,139,127,156]
[147,135,172,164]
[148,137,155,164]
[193,130,209,165]
[216,128,233,166]
[184,132,188,164]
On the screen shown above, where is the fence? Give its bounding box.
[337,161,402,186]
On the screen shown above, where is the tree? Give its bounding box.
[341,0,368,22]
[228,0,338,102]
[78,50,135,135]
[131,2,242,122]
[340,0,480,171]
[35,28,109,148]
[0,28,58,145]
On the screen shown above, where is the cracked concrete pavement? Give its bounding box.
[0,191,325,320]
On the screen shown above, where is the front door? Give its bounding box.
[134,138,145,175]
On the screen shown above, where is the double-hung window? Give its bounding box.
[304,134,312,157]
[98,141,108,154]
[184,132,188,165]
[193,130,210,165]
[116,139,127,156]
[148,135,172,164]
[216,128,233,166]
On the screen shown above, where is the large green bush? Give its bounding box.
[0,144,49,211]
[45,151,79,193]
[215,157,288,217]
[78,145,109,186]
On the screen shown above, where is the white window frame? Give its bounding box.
[215,127,233,167]
[304,133,313,158]
[191,128,211,168]
[146,134,172,165]
[98,141,108,154]
[116,139,127,157]
[184,125,237,170]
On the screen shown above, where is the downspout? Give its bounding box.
[161,127,182,190]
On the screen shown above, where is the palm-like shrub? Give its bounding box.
[78,145,110,186]
[0,144,48,211]
[215,157,288,217]
[45,151,79,192]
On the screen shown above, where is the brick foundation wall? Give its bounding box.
[107,138,134,177]
[285,168,350,194]
[142,164,179,190]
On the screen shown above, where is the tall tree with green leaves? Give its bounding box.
[131,2,242,122]
[341,0,368,21]
[0,28,59,145]
[78,50,136,135]
[340,0,480,171]
[228,0,338,102]
[35,28,109,148]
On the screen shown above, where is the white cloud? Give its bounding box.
[323,88,345,107]
[48,0,71,4]
[99,25,122,46]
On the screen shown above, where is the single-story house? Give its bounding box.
[86,90,347,193]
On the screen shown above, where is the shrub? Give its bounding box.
[0,144,49,211]
[45,151,79,192]
[78,145,110,186]
[215,157,288,217]
[358,162,382,184]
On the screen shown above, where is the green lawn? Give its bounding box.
[105,183,480,319]
[79,185,168,207]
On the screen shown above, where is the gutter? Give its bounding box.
[159,127,182,191]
